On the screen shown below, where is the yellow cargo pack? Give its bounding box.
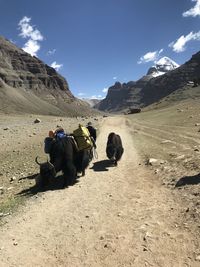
[73,124,93,151]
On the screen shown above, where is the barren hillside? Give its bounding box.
[0,36,96,116]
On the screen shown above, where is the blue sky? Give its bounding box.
[0,0,200,99]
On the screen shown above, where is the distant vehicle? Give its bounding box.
[125,108,141,115]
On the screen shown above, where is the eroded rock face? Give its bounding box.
[0,36,74,100]
[0,36,96,115]
[97,82,142,112]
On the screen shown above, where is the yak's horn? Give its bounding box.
[47,158,54,168]
[35,156,42,166]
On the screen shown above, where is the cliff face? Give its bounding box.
[96,82,142,112]
[0,36,94,115]
[0,36,73,97]
[97,51,200,112]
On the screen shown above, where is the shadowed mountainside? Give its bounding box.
[0,36,96,116]
[97,51,200,112]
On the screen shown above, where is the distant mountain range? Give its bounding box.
[1,35,199,115]
[81,98,101,107]
[96,53,200,112]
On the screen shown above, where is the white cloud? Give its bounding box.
[102,87,108,93]
[183,0,200,17]
[18,16,44,56]
[47,49,56,56]
[22,39,40,56]
[113,76,117,80]
[91,95,104,99]
[78,92,85,96]
[169,31,200,52]
[138,49,163,64]
[51,61,63,71]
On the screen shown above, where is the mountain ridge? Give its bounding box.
[0,36,94,116]
[96,52,200,112]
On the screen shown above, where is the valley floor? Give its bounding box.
[0,116,199,266]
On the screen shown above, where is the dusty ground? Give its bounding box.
[0,113,200,266]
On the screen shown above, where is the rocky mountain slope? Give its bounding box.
[81,98,101,108]
[0,36,93,116]
[97,52,200,112]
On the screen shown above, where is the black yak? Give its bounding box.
[106,132,124,166]
[35,157,56,187]
[36,136,91,188]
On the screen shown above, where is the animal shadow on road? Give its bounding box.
[17,173,79,196]
[90,159,115,172]
[175,173,200,187]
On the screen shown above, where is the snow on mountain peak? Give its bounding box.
[147,56,180,77]
[155,56,179,70]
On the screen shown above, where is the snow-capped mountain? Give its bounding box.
[147,56,180,77]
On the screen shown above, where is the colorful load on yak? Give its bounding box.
[73,124,93,151]
[44,127,66,154]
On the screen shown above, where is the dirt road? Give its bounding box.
[0,117,199,267]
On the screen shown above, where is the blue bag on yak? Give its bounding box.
[44,128,66,154]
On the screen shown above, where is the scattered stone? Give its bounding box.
[195,123,200,126]
[195,255,200,261]
[147,158,158,165]
[160,160,166,164]
[3,127,9,130]
[10,176,16,182]
[7,187,13,191]
[161,140,172,144]
[0,187,4,194]
[34,118,41,123]
[175,155,185,160]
